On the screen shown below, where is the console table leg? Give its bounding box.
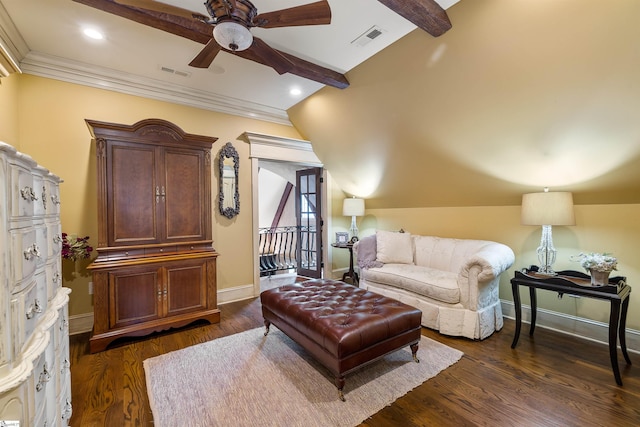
[619,296,632,365]
[609,300,623,386]
[529,287,537,336]
[511,282,522,348]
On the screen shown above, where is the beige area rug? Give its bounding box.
[143,327,463,427]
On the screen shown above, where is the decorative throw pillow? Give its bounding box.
[376,230,413,264]
[356,235,383,269]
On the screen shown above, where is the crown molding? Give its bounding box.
[0,2,28,76]
[19,51,292,126]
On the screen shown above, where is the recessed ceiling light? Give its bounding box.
[83,28,104,40]
[290,88,302,96]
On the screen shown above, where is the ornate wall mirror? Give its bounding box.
[219,142,240,218]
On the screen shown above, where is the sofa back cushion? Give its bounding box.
[413,235,493,273]
[376,230,413,264]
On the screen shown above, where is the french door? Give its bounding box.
[295,167,323,278]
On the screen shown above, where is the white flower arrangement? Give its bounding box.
[573,252,618,273]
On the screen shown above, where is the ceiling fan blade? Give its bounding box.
[377,0,451,37]
[73,0,212,44]
[115,0,199,20]
[234,43,348,89]
[189,39,222,68]
[254,0,331,29]
[240,37,293,75]
[73,0,349,88]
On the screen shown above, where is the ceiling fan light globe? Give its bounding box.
[213,21,253,51]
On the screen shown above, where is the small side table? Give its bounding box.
[511,269,631,386]
[332,243,359,285]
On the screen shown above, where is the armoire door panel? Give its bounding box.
[109,269,161,328]
[163,149,205,241]
[108,143,159,245]
[165,262,207,316]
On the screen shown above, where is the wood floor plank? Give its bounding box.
[69,282,640,427]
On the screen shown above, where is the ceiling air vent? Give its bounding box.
[159,65,191,78]
[351,25,385,47]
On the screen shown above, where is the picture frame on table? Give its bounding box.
[335,232,349,245]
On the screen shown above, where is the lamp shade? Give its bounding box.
[213,21,253,51]
[521,191,575,226]
[343,197,365,217]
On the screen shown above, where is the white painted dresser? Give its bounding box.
[0,142,72,426]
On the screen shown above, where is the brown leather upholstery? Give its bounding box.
[261,279,422,399]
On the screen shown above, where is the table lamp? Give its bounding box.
[521,189,575,275]
[343,197,365,239]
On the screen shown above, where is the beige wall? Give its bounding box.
[9,74,302,316]
[345,203,640,331]
[0,72,19,146]
[289,0,640,208]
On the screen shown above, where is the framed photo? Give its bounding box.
[335,232,349,245]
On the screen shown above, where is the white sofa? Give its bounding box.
[353,230,515,340]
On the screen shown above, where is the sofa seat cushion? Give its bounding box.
[362,264,460,304]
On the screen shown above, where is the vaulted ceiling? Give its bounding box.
[288,0,640,208]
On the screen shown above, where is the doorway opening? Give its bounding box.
[239,132,331,297]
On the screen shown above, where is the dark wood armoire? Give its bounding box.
[86,118,220,353]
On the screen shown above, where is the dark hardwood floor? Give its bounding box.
[69,292,640,426]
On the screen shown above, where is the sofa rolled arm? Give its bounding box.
[462,242,515,282]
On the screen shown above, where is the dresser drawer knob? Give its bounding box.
[26,299,43,319]
[62,398,73,420]
[41,186,47,210]
[51,194,61,205]
[36,362,51,391]
[20,186,38,201]
[23,243,41,260]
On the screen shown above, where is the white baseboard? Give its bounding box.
[69,312,94,335]
[217,284,257,305]
[501,299,640,354]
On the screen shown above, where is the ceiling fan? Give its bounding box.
[72,0,452,89]
[73,0,350,88]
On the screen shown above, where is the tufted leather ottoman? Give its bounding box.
[261,279,422,401]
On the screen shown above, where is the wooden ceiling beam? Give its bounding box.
[377,0,452,37]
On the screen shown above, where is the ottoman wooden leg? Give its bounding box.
[411,343,420,363]
[264,320,271,336]
[335,376,346,402]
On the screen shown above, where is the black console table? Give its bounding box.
[511,269,631,386]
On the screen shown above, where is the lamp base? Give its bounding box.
[349,215,359,240]
[536,225,557,276]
